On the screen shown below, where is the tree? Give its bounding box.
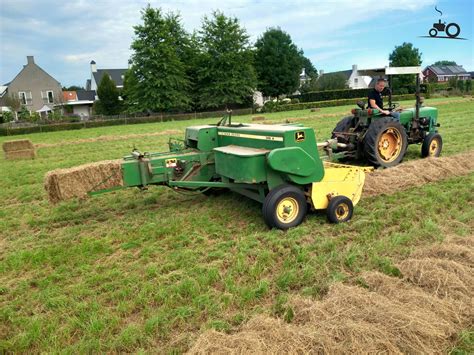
[195,11,256,109]
[254,28,303,97]
[299,55,318,93]
[129,5,192,112]
[62,85,84,91]
[433,60,457,66]
[96,72,120,115]
[121,68,140,113]
[4,95,21,120]
[389,42,422,92]
[313,73,348,91]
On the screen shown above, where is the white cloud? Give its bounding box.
[0,0,443,85]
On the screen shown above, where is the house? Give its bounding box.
[61,90,95,119]
[422,65,470,82]
[0,56,62,116]
[86,60,127,94]
[319,65,374,89]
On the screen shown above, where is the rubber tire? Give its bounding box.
[421,132,443,158]
[331,116,353,139]
[364,117,408,168]
[262,184,307,230]
[327,196,353,224]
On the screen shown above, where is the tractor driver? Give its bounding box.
[368,78,400,121]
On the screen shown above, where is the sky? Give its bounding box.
[0,0,473,87]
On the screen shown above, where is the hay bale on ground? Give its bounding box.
[2,139,34,152]
[3,139,36,160]
[44,160,123,203]
[251,116,265,121]
[4,149,36,160]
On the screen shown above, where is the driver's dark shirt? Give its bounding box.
[368,89,383,109]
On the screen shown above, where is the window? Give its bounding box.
[41,90,54,104]
[354,78,359,86]
[18,91,32,105]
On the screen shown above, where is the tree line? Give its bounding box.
[95,6,317,115]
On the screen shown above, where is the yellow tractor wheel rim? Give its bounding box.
[335,202,350,221]
[276,197,299,224]
[429,139,439,156]
[378,128,402,163]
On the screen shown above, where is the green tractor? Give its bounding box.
[330,66,442,168]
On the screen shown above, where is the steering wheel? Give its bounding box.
[387,102,400,111]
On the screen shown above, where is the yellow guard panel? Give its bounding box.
[311,162,371,210]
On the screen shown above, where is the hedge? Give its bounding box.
[270,94,416,112]
[292,85,428,103]
[0,108,253,136]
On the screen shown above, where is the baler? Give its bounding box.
[91,114,369,230]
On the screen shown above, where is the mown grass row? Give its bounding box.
[0,97,473,352]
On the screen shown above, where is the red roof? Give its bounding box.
[62,91,77,102]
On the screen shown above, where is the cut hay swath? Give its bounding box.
[44,160,123,203]
[363,150,474,197]
[187,235,474,354]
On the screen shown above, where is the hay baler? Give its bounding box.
[95,115,369,230]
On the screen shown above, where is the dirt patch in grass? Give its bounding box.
[188,235,474,354]
[363,150,474,197]
[35,129,182,149]
[44,160,123,203]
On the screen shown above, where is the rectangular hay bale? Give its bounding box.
[5,149,36,160]
[2,139,34,152]
[44,160,124,203]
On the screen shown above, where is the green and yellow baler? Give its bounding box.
[95,114,369,230]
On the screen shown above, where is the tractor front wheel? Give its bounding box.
[364,117,408,168]
[262,185,307,230]
[421,133,443,157]
[327,196,353,224]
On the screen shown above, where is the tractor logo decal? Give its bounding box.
[420,6,467,40]
[295,131,305,142]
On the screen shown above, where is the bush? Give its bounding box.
[291,98,300,104]
[18,106,30,121]
[1,111,14,123]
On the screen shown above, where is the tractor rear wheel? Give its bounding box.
[327,196,353,223]
[421,133,443,157]
[364,117,408,168]
[262,184,307,230]
[331,116,353,141]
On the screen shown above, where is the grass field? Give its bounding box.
[1,96,473,352]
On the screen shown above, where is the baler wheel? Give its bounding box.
[262,185,307,230]
[326,196,353,224]
[421,133,443,158]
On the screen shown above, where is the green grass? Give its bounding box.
[1,96,473,352]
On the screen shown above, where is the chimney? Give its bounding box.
[27,56,35,65]
[352,64,357,73]
[319,70,324,76]
[90,60,97,73]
